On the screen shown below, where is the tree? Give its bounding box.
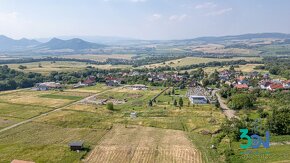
[148,100,153,107]
[173,99,177,106]
[18,65,27,70]
[38,63,42,68]
[229,94,255,110]
[267,106,290,135]
[179,97,183,107]
[106,102,114,111]
[172,88,175,95]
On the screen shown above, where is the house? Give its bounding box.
[267,83,284,91]
[105,77,123,87]
[250,71,259,78]
[74,76,96,88]
[82,76,96,86]
[237,76,249,85]
[235,84,249,89]
[11,160,35,163]
[129,84,148,90]
[106,80,120,87]
[263,73,270,79]
[259,80,272,89]
[69,141,84,151]
[34,82,62,91]
[189,96,208,104]
[282,80,290,89]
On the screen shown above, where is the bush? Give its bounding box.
[106,102,114,111]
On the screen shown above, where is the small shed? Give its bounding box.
[130,112,137,119]
[69,141,84,151]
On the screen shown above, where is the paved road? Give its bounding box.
[0,88,117,134]
[213,90,239,120]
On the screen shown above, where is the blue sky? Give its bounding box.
[0,0,290,40]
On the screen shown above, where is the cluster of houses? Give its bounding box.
[74,76,96,88]
[33,82,63,91]
[219,70,290,91]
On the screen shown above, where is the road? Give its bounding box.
[0,88,117,134]
[213,89,239,120]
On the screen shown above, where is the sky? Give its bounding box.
[0,0,290,40]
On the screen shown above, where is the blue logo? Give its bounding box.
[240,129,270,149]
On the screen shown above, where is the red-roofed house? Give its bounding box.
[82,76,96,86]
[267,83,284,91]
[235,84,249,89]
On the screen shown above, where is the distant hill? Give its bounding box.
[36,38,106,50]
[192,33,290,43]
[0,35,40,51]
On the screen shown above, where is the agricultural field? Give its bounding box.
[141,57,262,69]
[188,44,261,55]
[4,61,92,75]
[86,125,202,163]
[62,54,134,61]
[0,85,226,163]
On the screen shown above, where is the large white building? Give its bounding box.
[189,96,208,104]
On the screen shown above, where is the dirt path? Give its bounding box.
[0,87,118,133]
[213,90,239,120]
[85,125,202,163]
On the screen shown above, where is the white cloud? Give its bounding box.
[195,2,217,9]
[169,14,187,21]
[149,13,162,21]
[206,8,233,16]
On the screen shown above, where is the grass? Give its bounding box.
[67,83,111,93]
[39,94,83,101]
[229,140,290,163]
[1,85,288,163]
[141,57,262,68]
[0,122,107,163]
[3,61,91,75]
[62,54,134,61]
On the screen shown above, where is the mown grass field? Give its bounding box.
[141,57,262,69]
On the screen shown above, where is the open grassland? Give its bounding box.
[4,61,91,75]
[62,54,134,61]
[0,90,77,108]
[257,44,290,56]
[0,122,108,163]
[67,84,111,94]
[229,140,290,163]
[141,57,262,69]
[4,61,132,74]
[0,85,227,162]
[0,103,52,129]
[93,64,132,70]
[189,44,261,55]
[86,125,202,163]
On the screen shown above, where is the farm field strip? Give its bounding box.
[86,125,202,163]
